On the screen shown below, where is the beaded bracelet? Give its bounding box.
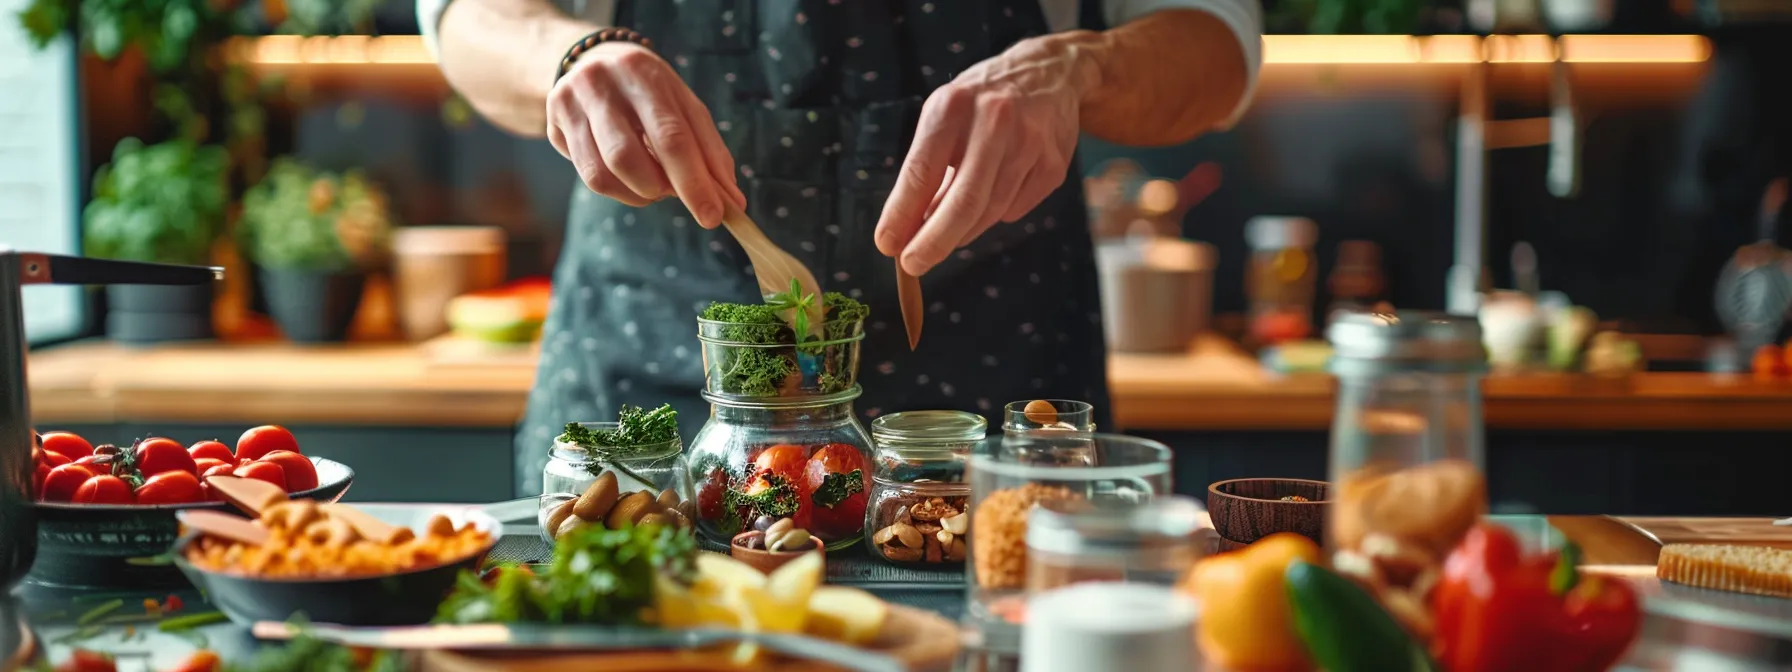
[554,28,655,85]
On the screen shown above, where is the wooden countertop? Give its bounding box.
[29,339,1792,431]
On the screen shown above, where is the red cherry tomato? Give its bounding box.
[192,457,230,474]
[33,463,49,496]
[187,440,234,463]
[41,464,95,503]
[31,446,44,465]
[236,425,299,462]
[54,649,117,672]
[233,461,286,489]
[200,463,236,502]
[39,432,93,461]
[44,451,72,468]
[752,444,809,485]
[135,437,197,476]
[74,475,133,505]
[163,650,219,672]
[136,471,205,505]
[804,443,871,540]
[257,451,318,492]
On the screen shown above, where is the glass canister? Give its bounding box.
[1325,310,1489,635]
[1025,495,1207,593]
[864,411,985,567]
[683,387,874,549]
[967,432,1173,653]
[537,422,689,543]
[1245,216,1318,345]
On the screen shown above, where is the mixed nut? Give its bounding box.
[1329,458,1487,638]
[542,471,695,539]
[871,495,968,565]
[735,516,817,552]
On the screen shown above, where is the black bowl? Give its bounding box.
[173,507,499,627]
[27,457,354,589]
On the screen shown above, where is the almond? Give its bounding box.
[656,488,681,510]
[605,491,656,529]
[573,472,621,522]
[638,512,669,529]
[544,498,576,535]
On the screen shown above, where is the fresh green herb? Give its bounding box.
[221,626,403,672]
[81,138,228,266]
[77,599,124,626]
[560,404,679,451]
[811,469,865,509]
[716,347,794,397]
[436,524,697,626]
[159,611,228,631]
[700,289,867,397]
[726,473,800,519]
[239,158,395,271]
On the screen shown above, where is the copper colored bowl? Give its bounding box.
[1206,478,1329,546]
[730,532,826,574]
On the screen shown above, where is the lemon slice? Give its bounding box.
[805,586,888,645]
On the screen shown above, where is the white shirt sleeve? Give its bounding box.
[1100,0,1262,129]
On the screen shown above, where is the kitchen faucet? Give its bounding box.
[0,250,221,590]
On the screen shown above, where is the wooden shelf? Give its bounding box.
[29,340,1792,431]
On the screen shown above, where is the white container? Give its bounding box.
[1021,582,1196,672]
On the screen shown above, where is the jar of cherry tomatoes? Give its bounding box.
[683,387,873,549]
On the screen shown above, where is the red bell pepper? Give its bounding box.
[1432,523,1641,672]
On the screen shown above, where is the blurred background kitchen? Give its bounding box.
[5,0,1790,513]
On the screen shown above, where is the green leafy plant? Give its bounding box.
[559,403,680,485]
[82,137,228,265]
[238,158,394,271]
[698,288,868,398]
[1275,0,1425,34]
[436,524,697,625]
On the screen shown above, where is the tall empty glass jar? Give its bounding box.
[865,411,984,567]
[967,432,1172,653]
[683,388,874,549]
[1325,311,1489,633]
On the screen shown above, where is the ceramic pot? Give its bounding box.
[105,284,216,344]
[259,269,366,343]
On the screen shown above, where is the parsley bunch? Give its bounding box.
[435,525,697,626]
[559,404,680,482]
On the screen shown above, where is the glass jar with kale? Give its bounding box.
[696,286,868,400]
[537,405,694,543]
[682,387,873,550]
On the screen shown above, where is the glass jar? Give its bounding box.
[1025,495,1207,594]
[1325,311,1489,633]
[683,387,874,549]
[1245,216,1318,345]
[966,432,1172,653]
[537,422,687,543]
[863,411,985,567]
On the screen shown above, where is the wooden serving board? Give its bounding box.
[413,605,960,672]
[1613,517,1792,549]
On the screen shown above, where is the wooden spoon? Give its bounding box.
[722,203,825,338]
[205,475,288,518]
[321,503,414,545]
[177,509,271,546]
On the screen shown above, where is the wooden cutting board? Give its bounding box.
[414,605,960,672]
[421,335,542,369]
[1613,517,1792,549]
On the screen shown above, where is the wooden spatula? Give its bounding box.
[177,509,271,546]
[895,166,955,351]
[321,503,415,545]
[205,475,288,517]
[722,203,825,338]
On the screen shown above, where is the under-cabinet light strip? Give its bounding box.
[228,34,1712,66]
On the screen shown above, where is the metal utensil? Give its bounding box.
[1,251,222,590]
[722,204,825,338]
[253,622,907,672]
[1714,178,1792,354]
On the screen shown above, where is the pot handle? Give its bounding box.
[8,251,222,286]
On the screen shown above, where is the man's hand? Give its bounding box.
[547,42,746,227]
[874,35,1098,276]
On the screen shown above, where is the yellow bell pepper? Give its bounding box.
[1184,533,1320,672]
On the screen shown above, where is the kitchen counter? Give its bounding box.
[29,339,1792,431]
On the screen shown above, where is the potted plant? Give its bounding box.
[83,137,229,343]
[238,158,394,343]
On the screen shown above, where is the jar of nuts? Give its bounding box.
[863,411,983,567]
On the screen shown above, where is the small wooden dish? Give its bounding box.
[1207,478,1330,545]
[730,532,825,574]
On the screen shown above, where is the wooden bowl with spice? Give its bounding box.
[1206,478,1329,546]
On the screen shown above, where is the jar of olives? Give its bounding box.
[864,411,983,566]
[682,388,874,550]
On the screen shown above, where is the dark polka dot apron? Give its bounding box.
[515,0,1113,495]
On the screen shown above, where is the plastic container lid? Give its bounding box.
[393,226,507,256]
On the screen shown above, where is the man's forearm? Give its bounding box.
[437,0,598,137]
[1052,9,1249,147]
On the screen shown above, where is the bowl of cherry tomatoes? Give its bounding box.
[27,425,354,589]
